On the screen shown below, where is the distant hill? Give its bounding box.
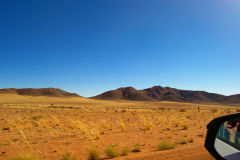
[0,88,80,97]
[91,86,240,104]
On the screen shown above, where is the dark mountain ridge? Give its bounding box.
[92,86,240,104]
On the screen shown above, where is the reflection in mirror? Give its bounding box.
[215,118,240,160]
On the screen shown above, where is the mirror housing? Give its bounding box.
[205,113,240,160]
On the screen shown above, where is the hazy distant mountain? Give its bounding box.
[91,86,240,104]
[0,88,80,97]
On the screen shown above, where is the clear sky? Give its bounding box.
[0,0,239,97]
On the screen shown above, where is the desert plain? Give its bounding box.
[1,94,239,160]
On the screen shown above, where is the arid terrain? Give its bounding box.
[1,90,239,160]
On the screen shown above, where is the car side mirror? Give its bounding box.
[205,113,240,160]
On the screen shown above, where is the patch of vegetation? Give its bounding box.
[174,121,180,127]
[188,138,194,143]
[198,133,204,137]
[142,120,153,130]
[179,109,186,112]
[158,107,165,111]
[157,140,175,151]
[121,147,130,156]
[121,109,127,113]
[182,124,188,130]
[132,144,141,152]
[177,139,187,145]
[225,108,231,114]
[120,122,126,132]
[11,154,35,160]
[88,148,99,160]
[105,146,118,158]
[210,108,218,113]
[32,115,43,121]
[0,142,10,146]
[61,153,76,160]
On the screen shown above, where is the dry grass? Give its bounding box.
[105,146,118,158]
[11,153,35,160]
[61,153,76,160]
[120,122,126,132]
[158,140,175,151]
[88,148,100,160]
[121,147,130,156]
[132,144,141,153]
[0,94,233,160]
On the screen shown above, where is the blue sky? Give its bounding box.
[0,0,239,97]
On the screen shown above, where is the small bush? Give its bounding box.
[210,108,218,113]
[198,133,204,137]
[61,153,76,160]
[105,146,118,158]
[174,121,180,127]
[121,109,127,113]
[120,122,126,132]
[11,154,35,160]
[132,144,141,152]
[226,108,231,114]
[178,139,187,145]
[179,109,186,112]
[142,120,153,130]
[88,148,99,160]
[157,140,175,151]
[182,124,188,130]
[32,115,43,121]
[158,107,165,111]
[236,108,240,113]
[188,138,194,143]
[121,147,130,156]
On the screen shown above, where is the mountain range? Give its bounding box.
[91,86,240,104]
[0,86,239,104]
[0,88,80,97]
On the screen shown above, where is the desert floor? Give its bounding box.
[0,94,239,160]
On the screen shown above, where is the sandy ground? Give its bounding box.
[0,94,237,160]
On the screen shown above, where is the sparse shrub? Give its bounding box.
[178,139,187,145]
[103,122,112,131]
[88,148,99,160]
[132,144,141,152]
[11,153,35,160]
[120,122,126,132]
[32,115,43,121]
[142,120,153,130]
[210,108,218,113]
[174,121,180,127]
[121,147,130,156]
[158,107,165,111]
[198,133,204,137]
[157,140,175,151]
[182,124,188,130]
[186,115,192,119]
[226,108,231,114]
[121,109,127,113]
[179,109,186,112]
[188,138,194,143]
[105,146,118,158]
[61,153,76,160]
